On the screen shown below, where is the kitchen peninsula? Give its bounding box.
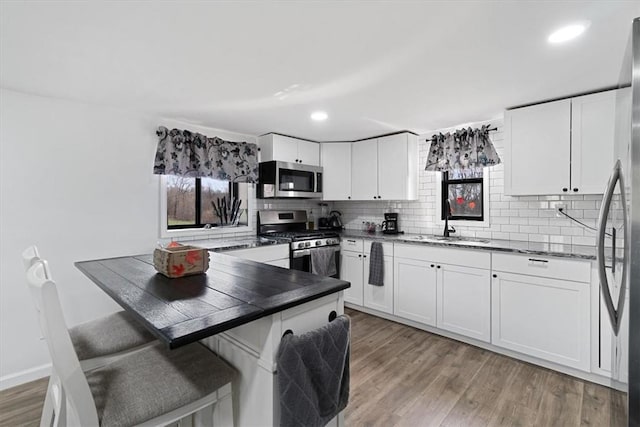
[76,251,350,426]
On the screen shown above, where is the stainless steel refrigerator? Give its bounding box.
[597,16,639,425]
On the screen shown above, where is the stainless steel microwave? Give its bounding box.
[257,161,323,199]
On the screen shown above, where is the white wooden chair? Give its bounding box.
[22,246,158,426]
[25,259,236,427]
[22,246,156,371]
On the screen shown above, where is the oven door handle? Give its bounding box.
[292,249,311,258]
[292,246,340,258]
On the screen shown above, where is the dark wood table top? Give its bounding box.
[75,252,350,349]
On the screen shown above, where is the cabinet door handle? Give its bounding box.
[562,188,568,192]
[348,196,351,200]
[492,274,497,278]
[437,265,441,269]
[430,264,435,268]
[528,258,549,263]
[363,255,367,258]
[573,188,579,192]
[358,254,362,258]
[347,239,356,243]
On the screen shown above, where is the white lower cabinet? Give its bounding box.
[491,271,590,371]
[340,239,393,314]
[340,251,364,306]
[363,254,393,314]
[437,264,491,342]
[393,257,437,326]
[208,294,344,427]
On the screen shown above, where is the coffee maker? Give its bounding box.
[381,213,400,235]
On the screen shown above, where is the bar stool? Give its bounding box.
[22,246,156,370]
[26,259,236,427]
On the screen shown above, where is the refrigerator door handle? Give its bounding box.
[596,159,629,336]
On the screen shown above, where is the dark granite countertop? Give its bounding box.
[339,230,598,260]
[189,236,290,252]
[76,252,350,349]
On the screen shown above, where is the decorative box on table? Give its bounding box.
[153,245,210,278]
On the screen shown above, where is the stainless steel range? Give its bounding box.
[258,210,340,277]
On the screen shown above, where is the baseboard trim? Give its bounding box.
[0,363,51,391]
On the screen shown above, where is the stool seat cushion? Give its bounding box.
[69,311,156,361]
[87,342,235,427]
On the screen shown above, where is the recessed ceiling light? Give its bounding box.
[310,111,328,121]
[548,22,589,44]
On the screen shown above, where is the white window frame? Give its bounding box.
[158,176,255,238]
[435,168,491,228]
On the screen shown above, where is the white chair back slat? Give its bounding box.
[26,261,100,426]
[21,245,41,271]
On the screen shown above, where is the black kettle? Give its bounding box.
[328,210,343,229]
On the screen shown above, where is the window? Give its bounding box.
[166,176,249,229]
[441,169,484,221]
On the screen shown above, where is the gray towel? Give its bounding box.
[368,242,384,286]
[311,247,337,277]
[277,315,350,427]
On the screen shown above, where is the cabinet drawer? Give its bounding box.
[492,253,590,283]
[394,244,489,269]
[364,240,393,256]
[341,238,364,253]
[224,244,289,263]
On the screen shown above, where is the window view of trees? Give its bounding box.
[167,176,197,226]
[166,176,248,228]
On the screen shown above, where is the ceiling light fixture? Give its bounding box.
[548,22,589,44]
[310,111,328,121]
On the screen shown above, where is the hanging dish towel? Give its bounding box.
[311,247,337,277]
[368,242,384,286]
[277,315,350,427]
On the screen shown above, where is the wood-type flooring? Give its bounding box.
[0,308,627,426]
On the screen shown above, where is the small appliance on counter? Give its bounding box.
[381,213,401,235]
[319,210,343,231]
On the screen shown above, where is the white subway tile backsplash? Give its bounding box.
[509,217,529,225]
[572,236,596,246]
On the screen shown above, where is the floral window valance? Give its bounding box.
[153,126,259,183]
[424,125,501,173]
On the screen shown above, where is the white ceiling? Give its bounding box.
[1,1,638,141]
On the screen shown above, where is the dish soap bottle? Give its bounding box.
[308,210,315,230]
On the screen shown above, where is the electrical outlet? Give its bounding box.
[555,203,567,217]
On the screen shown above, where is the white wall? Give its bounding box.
[0,89,256,388]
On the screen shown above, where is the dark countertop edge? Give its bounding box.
[77,256,351,350]
[339,231,597,261]
[75,260,176,344]
[164,281,350,349]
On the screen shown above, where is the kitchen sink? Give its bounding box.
[403,235,491,245]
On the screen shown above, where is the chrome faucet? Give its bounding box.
[443,199,456,237]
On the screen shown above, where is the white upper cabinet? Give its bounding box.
[320,143,352,201]
[351,133,418,201]
[571,88,631,194]
[504,88,629,195]
[505,99,571,195]
[351,139,379,200]
[258,133,320,166]
[378,133,416,200]
[297,139,321,166]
